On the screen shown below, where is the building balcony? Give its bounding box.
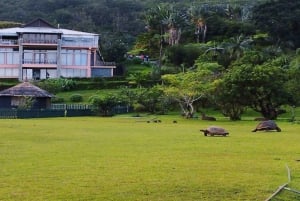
[22,39,58,45]
[61,42,97,48]
[0,39,18,45]
[100,61,116,66]
[23,59,57,65]
[22,39,58,48]
[93,61,116,67]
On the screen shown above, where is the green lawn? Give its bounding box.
[0,115,299,200]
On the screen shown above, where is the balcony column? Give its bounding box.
[87,49,92,77]
[18,38,23,81]
[56,39,61,78]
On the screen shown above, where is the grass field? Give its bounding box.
[0,115,300,201]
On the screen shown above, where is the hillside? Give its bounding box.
[0,0,267,49]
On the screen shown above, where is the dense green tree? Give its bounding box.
[213,67,246,120]
[118,86,138,110]
[285,49,300,106]
[135,86,166,114]
[252,0,300,48]
[162,64,218,118]
[224,56,292,120]
[89,94,120,116]
[101,36,128,63]
[222,34,253,61]
[165,43,207,68]
[126,72,151,88]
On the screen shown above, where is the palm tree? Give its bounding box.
[187,5,208,43]
[222,34,253,61]
[144,3,186,75]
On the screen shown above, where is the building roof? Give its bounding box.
[0,82,54,97]
[23,18,56,29]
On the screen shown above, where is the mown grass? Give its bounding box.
[0,115,299,201]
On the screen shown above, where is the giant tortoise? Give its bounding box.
[200,126,229,136]
[252,120,281,132]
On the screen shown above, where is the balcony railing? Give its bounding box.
[61,41,97,47]
[22,39,58,44]
[23,59,57,64]
[0,39,18,45]
[94,61,116,67]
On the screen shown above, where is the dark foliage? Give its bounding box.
[252,0,300,48]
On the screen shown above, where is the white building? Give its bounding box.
[0,18,115,80]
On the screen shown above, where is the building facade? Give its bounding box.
[0,19,115,81]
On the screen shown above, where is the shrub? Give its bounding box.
[89,94,119,116]
[133,103,146,113]
[35,78,77,94]
[70,94,83,102]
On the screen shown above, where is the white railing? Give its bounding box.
[0,39,18,45]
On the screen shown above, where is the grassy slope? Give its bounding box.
[0,116,299,201]
[55,89,121,103]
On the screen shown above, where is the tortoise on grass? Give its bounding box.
[200,126,229,136]
[252,120,281,132]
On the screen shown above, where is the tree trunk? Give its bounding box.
[179,101,194,118]
[254,101,278,120]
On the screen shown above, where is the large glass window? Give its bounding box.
[61,49,88,66]
[62,36,97,47]
[0,53,5,64]
[61,68,86,77]
[0,48,19,64]
[0,68,19,77]
[47,51,57,64]
[23,50,57,64]
[80,50,87,65]
[23,50,32,63]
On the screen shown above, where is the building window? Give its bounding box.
[23,50,57,64]
[61,68,87,78]
[61,49,88,66]
[0,48,19,64]
[0,68,18,77]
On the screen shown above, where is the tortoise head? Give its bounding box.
[200,129,209,134]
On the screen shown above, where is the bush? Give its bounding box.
[88,94,119,116]
[133,103,146,113]
[35,78,77,94]
[70,94,83,102]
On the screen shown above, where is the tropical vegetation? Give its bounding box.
[1,0,298,120]
[1,1,300,200]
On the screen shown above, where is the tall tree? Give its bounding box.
[187,4,208,43]
[223,56,292,120]
[162,63,218,118]
[144,3,187,72]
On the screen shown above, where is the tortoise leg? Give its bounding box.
[252,129,257,132]
[276,127,281,132]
